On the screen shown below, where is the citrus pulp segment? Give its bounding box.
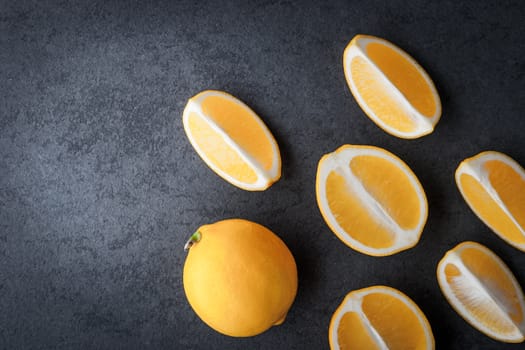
[329,286,435,350]
[316,145,428,256]
[343,34,441,139]
[456,151,525,251]
[183,90,281,191]
[437,241,525,342]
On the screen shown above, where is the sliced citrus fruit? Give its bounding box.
[316,145,428,256]
[343,34,441,139]
[437,241,525,342]
[455,151,525,251]
[329,285,435,350]
[182,90,281,191]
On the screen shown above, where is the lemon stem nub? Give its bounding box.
[184,231,202,251]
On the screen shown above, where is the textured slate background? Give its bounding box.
[1,0,525,349]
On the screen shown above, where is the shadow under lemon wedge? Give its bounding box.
[329,286,435,350]
[437,241,525,343]
[183,90,281,191]
[316,145,428,256]
[455,151,525,251]
[343,34,441,139]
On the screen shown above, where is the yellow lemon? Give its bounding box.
[437,241,525,342]
[183,90,281,191]
[343,34,441,139]
[183,219,297,337]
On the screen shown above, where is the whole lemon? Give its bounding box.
[183,219,298,337]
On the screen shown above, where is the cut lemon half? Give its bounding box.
[329,286,435,350]
[437,241,525,342]
[182,90,281,191]
[316,145,428,256]
[455,151,525,251]
[343,34,441,139]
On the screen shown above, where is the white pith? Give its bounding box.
[317,145,428,256]
[437,242,525,342]
[455,151,525,249]
[343,35,441,139]
[182,90,281,191]
[330,286,434,350]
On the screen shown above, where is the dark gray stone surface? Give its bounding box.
[1,0,525,349]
